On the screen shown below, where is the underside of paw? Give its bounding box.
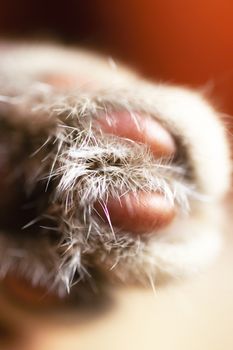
[0,43,231,301]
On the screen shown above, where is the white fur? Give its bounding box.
[0,42,231,295]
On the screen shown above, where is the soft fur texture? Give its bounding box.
[0,41,231,296]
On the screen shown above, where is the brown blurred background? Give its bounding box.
[1,0,233,116]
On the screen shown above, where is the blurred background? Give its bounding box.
[1,0,233,117]
[0,1,233,349]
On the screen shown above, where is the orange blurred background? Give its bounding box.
[1,0,233,115]
[94,0,233,113]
